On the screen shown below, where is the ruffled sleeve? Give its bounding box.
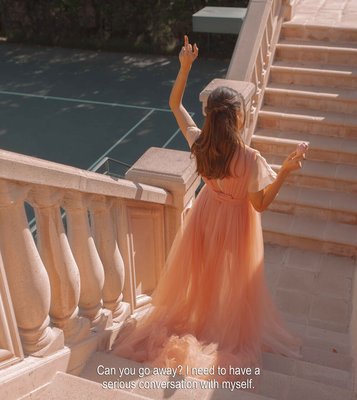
[186,126,201,148]
[248,150,277,193]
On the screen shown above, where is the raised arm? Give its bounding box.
[248,151,305,212]
[169,35,199,142]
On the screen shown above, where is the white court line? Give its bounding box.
[27,108,153,230]
[163,128,181,148]
[162,112,196,148]
[28,108,155,229]
[88,109,155,171]
[0,89,172,113]
[10,88,193,229]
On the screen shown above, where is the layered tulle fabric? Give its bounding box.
[111,140,301,382]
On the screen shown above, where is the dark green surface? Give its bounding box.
[0,96,149,169]
[193,6,246,34]
[0,42,229,170]
[107,111,180,165]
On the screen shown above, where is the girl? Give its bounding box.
[111,36,303,380]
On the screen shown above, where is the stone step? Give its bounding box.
[262,209,357,258]
[266,154,357,194]
[280,23,357,44]
[0,348,71,400]
[265,244,354,335]
[270,62,357,89]
[287,327,352,363]
[19,371,150,400]
[81,352,354,400]
[258,106,357,139]
[262,352,352,389]
[290,327,352,370]
[81,352,273,400]
[252,128,357,166]
[285,318,352,357]
[264,83,357,115]
[275,40,357,66]
[260,370,353,400]
[252,133,302,158]
[253,136,313,170]
[300,344,352,372]
[266,254,353,334]
[271,184,357,224]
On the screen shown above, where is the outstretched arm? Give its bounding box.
[248,151,305,212]
[169,36,199,143]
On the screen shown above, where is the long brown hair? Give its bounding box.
[191,86,245,179]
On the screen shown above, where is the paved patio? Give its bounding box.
[293,0,357,28]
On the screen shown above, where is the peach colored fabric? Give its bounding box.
[111,127,301,380]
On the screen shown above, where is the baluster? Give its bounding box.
[29,187,90,344]
[272,0,276,18]
[267,10,273,42]
[263,29,271,67]
[253,65,261,103]
[268,8,274,39]
[63,192,111,329]
[256,47,263,86]
[265,22,272,56]
[0,180,63,356]
[0,249,23,363]
[89,196,130,323]
[259,42,264,70]
[259,46,266,81]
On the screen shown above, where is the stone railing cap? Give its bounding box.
[0,149,172,205]
[126,147,198,193]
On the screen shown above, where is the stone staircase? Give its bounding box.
[18,371,149,400]
[17,244,356,400]
[75,245,354,400]
[252,22,357,257]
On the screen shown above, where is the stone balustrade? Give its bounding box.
[0,147,199,372]
[218,0,296,144]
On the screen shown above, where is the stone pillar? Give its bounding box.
[89,195,130,323]
[199,78,256,145]
[0,248,23,366]
[0,180,63,356]
[29,187,90,344]
[283,0,298,21]
[125,147,200,258]
[63,192,111,330]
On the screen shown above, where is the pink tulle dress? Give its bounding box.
[111,127,301,380]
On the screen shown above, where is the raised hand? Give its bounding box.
[281,151,306,173]
[179,35,199,70]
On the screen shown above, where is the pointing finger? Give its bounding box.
[193,43,199,56]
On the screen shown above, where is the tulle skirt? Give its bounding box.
[111,185,301,382]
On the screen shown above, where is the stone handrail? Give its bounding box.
[0,150,172,205]
[224,0,296,143]
[0,147,199,370]
[197,0,290,146]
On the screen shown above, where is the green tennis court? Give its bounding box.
[0,42,228,176]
